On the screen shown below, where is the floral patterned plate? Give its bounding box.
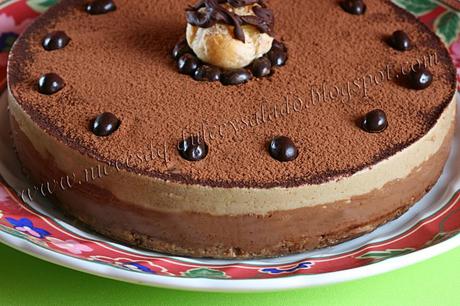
[0,0,459,292]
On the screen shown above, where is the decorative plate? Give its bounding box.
[0,0,459,292]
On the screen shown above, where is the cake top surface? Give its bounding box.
[8,0,457,188]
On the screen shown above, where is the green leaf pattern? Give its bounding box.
[425,231,460,247]
[27,0,59,13]
[392,0,438,15]
[392,0,460,46]
[358,248,415,261]
[182,268,229,279]
[435,11,460,45]
[0,0,17,10]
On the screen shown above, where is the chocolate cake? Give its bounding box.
[7,0,457,258]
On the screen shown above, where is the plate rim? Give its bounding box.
[1,226,460,292]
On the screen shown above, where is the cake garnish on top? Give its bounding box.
[85,0,117,15]
[172,0,288,85]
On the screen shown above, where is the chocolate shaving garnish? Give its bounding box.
[222,10,246,42]
[189,0,206,10]
[253,6,273,23]
[186,0,274,42]
[186,8,217,27]
[240,15,272,35]
[227,0,263,8]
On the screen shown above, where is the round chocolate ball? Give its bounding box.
[172,38,192,60]
[220,69,252,85]
[268,136,298,162]
[340,0,366,15]
[361,109,388,133]
[251,57,272,77]
[271,40,287,52]
[37,73,65,95]
[389,30,411,51]
[178,136,208,161]
[408,65,433,90]
[85,0,117,15]
[42,31,71,51]
[91,112,121,137]
[193,65,221,82]
[267,49,287,67]
[177,54,200,75]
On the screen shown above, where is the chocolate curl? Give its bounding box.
[186,7,217,28]
[185,0,274,42]
[227,0,261,8]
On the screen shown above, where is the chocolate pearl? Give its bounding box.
[361,109,388,133]
[85,0,116,15]
[220,69,252,85]
[271,40,287,52]
[340,0,366,15]
[37,73,65,95]
[267,49,287,67]
[268,136,298,162]
[251,57,272,77]
[389,30,411,51]
[178,136,208,161]
[408,65,433,90]
[172,39,192,60]
[42,31,71,51]
[91,112,120,137]
[177,54,199,75]
[193,65,221,82]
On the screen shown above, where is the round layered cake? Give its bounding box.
[7,0,457,258]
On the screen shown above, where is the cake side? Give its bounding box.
[8,91,456,257]
[7,91,457,215]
